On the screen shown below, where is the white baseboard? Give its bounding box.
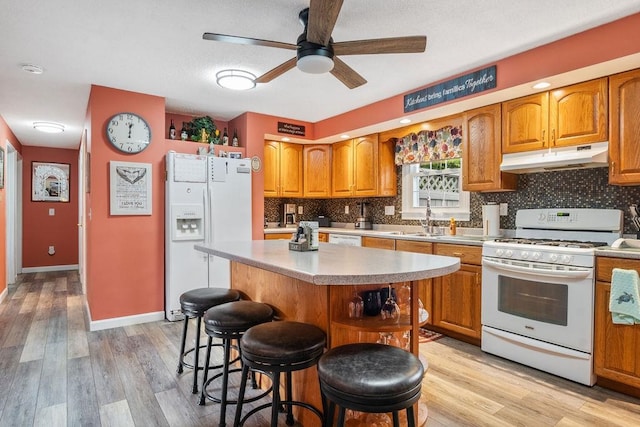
[0,287,7,305]
[22,264,79,273]
[88,309,165,331]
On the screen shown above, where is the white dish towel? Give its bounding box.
[609,268,640,325]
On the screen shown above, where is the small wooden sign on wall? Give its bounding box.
[404,65,497,113]
[278,121,306,137]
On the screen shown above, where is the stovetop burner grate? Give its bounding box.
[493,238,608,248]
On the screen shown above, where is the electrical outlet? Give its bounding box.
[344,205,349,214]
[384,206,395,215]
[298,205,303,215]
[49,208,55,216]
[500,203,508,216]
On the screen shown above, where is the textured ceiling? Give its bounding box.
[1,0,640,149]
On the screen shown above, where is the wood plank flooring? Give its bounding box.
[1,270,640,426]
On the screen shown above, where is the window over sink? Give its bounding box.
[401,158,470,221]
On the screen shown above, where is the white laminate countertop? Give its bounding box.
[195,240,460,285]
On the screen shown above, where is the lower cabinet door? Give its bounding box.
[432,264,481,338]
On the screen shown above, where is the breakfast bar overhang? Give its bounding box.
[195,240,460,425]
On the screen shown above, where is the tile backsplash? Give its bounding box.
[265,167,640,234]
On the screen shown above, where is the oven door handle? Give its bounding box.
[482,258,591,279]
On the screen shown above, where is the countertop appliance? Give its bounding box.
[165,152,252,321]
[283,203,297,227]
[355,202,372,230]
[481,208,622,385]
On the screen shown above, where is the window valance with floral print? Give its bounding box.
[394,125,463,165]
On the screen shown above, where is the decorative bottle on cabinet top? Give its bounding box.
[232,128,239,147]
[169,119,176,140]
[222,127,229,145]
[180,122,188,141]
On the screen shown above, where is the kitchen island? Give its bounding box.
[195,240,460,426]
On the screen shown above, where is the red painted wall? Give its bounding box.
[85,85,166,321]
[21,147,79,267]
[0,116,23,296]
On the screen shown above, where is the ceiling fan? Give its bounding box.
[202,0,427,89]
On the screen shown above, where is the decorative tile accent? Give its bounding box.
[266,167,640,233]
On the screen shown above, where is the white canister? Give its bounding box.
[482,204,500,237]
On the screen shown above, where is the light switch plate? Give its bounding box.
[385,206,395,215]
[344,205,349,214]
[298,206,303,215]
[49,208,55,216]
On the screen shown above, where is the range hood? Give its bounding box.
[500,141,609,173]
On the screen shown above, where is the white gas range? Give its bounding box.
[481,208,623,386]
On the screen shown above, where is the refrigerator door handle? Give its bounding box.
[202,187,209,245]
[207,186,215,245]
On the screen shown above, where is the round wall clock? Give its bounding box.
[106,112,152,154]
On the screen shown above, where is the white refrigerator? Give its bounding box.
[165,151,252,321]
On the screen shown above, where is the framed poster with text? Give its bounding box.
[109,161,152,215]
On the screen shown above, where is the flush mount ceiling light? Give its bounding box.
[399,118,412,124]
[297,51,334,74]
[532,81,551,89]
[340,134,350,139]
[216,69,256,90]
[33,121,65,133]
[21,64,44,74]
[282,137,290,142]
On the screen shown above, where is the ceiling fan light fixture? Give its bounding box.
[216,69,256,90]
[33,121,65,133]
[297,53,334,74]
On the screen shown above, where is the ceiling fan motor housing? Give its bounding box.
[296,8,335,73]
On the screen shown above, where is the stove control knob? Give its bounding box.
[496,249,504,257]
[561,255,573,264]
[505,250,514,258]
[521,251,529,259]
[532,252,542,260]
[549,253,559,262]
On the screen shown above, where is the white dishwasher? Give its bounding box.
[328,234,362,246]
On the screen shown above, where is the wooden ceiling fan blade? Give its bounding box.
[307,0,344,46]
[330,57,367,89]
[255,58,298,83]
[333,36,427,55]
[203,33,297,50]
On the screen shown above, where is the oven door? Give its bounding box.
[481,256,594,353]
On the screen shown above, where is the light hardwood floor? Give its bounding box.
[1,270,640,426]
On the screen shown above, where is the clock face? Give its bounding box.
[106,112,151,154]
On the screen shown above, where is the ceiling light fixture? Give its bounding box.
[216,69,256,90]
[297,54,334,74]
[399,118,411,124]
[282,137,290,142]
[340,134,350,139]
[532,81,551,89]
[21,64,44,74]
[33,121,65,133]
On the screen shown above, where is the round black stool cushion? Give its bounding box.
[179,288,240,317]
[241,321,326,366]
[318,343,424,411]
[203,301,274,335]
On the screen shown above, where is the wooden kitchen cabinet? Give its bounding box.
[609,68,640,185]
[378,138,397,196]
[263,141,303,198]
[594,257,640,392]
[332,135,379,197]
[432,243,482,342]
[502,78,608,153]
[362,236,396,250]
[463,104,517,192]
[264,233,292,240]
[303,144,331,197]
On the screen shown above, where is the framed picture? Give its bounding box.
[229,152,242,159]
[109,161,152,215]
[31,162,70,202]
[0,147,4,189]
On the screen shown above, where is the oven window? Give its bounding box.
[498,276,568,326]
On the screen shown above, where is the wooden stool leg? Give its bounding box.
[177,315,189,374]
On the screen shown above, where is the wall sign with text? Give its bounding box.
[404,65,497,113]
[277,121,306,137]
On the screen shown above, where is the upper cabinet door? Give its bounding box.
[263,141,280,197]
[378,138,397,197]
[303,145,331,198]
[609,69,640,185]
[463,104,517,192]
[279,143,304,198]
[353,135,378,197]
[331,140,355,197]
[502,92,549,153]
[549,78,608,148]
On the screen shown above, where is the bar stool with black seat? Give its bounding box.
[317,343,425,427]
[199,300,275,427]
[234,321,326,427]
[177,287,241,394]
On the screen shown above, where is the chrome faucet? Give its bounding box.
[419,197,442,236]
